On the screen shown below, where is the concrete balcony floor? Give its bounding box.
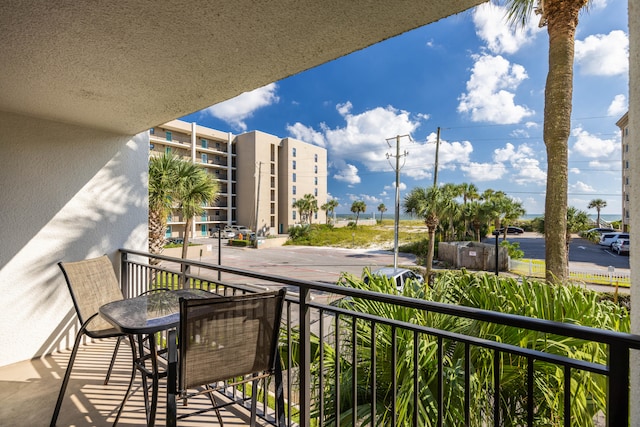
[0,339,268,426]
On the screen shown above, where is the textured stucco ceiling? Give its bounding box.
[0,0,485,135]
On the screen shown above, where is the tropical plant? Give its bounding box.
[587,198,607,227]
[293,193,319,225]
[149,153,180,260]
[404,186,453,280]
[321,199,339,225]
[377,203,387,222]
[440,183,462,241]
[283,270,629,426]
[350,200,367,226]
[501,0,592,283]
[459,182,480,238]
[173,160,219,260]
[499,197,526,240]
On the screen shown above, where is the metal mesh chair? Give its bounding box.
[50,255,136,426]
[168,289,286,426]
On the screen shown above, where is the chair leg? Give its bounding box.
[250,379,258,427]
[274,356,286,427]
[112,335,138,427]
[204,384,225,426]
[50,328,87,427]
[104,336,123,385]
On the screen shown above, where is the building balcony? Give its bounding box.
[5,249,638,426]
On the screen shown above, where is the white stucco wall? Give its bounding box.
[629,1,639,424]
[0,111,149,367]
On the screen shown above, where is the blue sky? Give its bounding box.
[181,0,629,217]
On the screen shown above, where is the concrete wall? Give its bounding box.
[0,111,149,367]
[438,241,508,272]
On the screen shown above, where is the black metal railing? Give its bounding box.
[120,249,640,426]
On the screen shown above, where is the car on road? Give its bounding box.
[166,237,184,244]
[363,267,424,292]
[496,226,524,234]
[586,227,615,234]
[612,238,630,255]
[599,232,629,248]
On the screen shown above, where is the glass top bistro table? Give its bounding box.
[100,288,215,426]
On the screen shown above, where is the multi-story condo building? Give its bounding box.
[617,112,630,232]
[150,120,327,238]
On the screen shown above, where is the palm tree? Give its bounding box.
[587,198,607,227]
[440,183,462,241]
[499,197,526,240]
[377,203,387,222]
[174,161,219,261]
[321,199,339,225]
[293,193,318,225]
[149,153,181,261]
[502,0,591,283]
[459,182,479,239]
[350,200,366,226]
[404,186,452,280]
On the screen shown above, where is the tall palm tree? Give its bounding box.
[587,198,607,227]
[459,182,479,239]
[404,186,452,280]
[350,200,366,226]
[377,203,387,222]
[440,183,462,241]
[321,199,339,225]
[293,193,318,225]
[498,196,526,240]
[174,161,219,261]
[149,153,181,261]
[502,0,591,283]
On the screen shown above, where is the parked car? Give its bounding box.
[363,267,424,292]
[612,238,630,255]
[220,226,236,239]
[166,237,184,244]
[586,227,615,234]
[496,226,524,234]
[599,232,629,248]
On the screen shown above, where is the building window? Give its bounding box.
[292,185,296,195]
[150,128,155,135]
[202,153,208,163]
[626,177,629,185]
[314,177,318,185]
[314,188,318,196]
[625,128,629,136]
[292,198,296,204]
[166,131,172,141]
[292,211,297,220]
[292,173,296,182]
[314,212,318,220]
[626,194,629,201]
[165,226,172,238]
[201,224,207,236]
[201,212,207,221]
[292,160,297,170]
[626,144,629,152]
[216,142,220,149]
[314,153,318,162]
[293,147,297,157]
[314,165,318,174]
[201,139,208,149]
[165,147,172,155]
[626,161,629,169]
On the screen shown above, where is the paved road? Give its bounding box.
[482,232,630,272]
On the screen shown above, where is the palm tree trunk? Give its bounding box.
[543,4,580,283]
[425,227,436,286]
[180,215,193,288]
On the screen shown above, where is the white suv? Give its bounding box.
[363,267,424,292]
[599,232,629,248]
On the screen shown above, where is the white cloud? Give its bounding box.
[570,167,581,175]
[460,162,507,182]
[333,163,361,185]
[571,127,618,158]
[472,3,541,55]
[607,94,627,117]
[570,181,596,193]
[287,122,327,147]
[384,182,407,191]
[204,83,279,131]
[458,54,534,124]
[574,30,629,76]
[588,159,619,172]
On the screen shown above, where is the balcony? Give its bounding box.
[5,249,638,426]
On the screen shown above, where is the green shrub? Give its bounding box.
[500,240,524,259]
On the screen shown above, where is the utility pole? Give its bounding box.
[386,134,411,270]
[433,126,441,188]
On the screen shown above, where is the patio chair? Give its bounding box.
[50,255,136,427]
[168,289,286,426]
